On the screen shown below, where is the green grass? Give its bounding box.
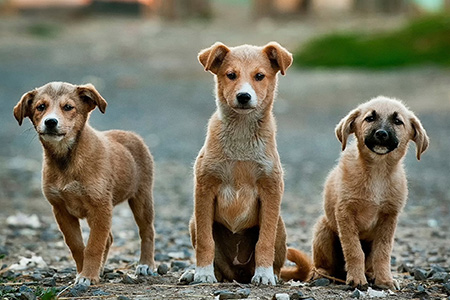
[294,14,450,69]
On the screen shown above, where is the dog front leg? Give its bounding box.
[76,206,113,286]
[336,205,368,288]
[252,176,283,286]
[52,206,85,273]
[193,183,217,283]
[370,213,399,290]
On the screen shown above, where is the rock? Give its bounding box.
[31,272,43,281]
[429,272,449,283]
[42,278,56,287]
[6,213,41,229]
[310,278,330,286]
[273,293,290,300]
[154,253,170,261]
[171,260,189,269]
[179,269,194,284]
[413,291,429,299]
[428,256,446,264]
[214,290,251,300]
[236,289,251,298]
[289,291,304,300]
[117,296,131,300]
[430,265,446,273]
[367,287,386,298]
[443,283,450,294]
[67,284,89,297]
[390,256,397,266]
[414,268,429,281]
[104,272,122,280]
[121,274,137,284]
[157,263,169,275]
[18,285,35,300]
[397,263,413,273]
[92,289,110,296]
[351,289,364,298]
[417,285,425,292]
[431,231,446,239]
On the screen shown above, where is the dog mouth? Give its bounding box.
[39,131,66,141]
[232,106,255,114]
[364,139,399,155]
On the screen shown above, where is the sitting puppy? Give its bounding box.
[13,82,155,286]
[184,42,312,285]
[312,96,429,289]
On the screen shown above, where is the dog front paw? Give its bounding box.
[374,278,399,290]
[136,264,156,276]
[346,272,368,289]
[193,265,217,283]
[75,275,92,286]
[251,266,277,285]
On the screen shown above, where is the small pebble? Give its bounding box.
[351,289,363,298]
[273,293,289,300]
[237,288,251,298]
[443,283,450,294]
[117,296,131,300]
[121,274,137,284]
[157,263,169,275]
[429,272,449,283]
[216,290,247,300]
[104,272,122,280]
[92,289,110,296]
[414,268,428,281]
[417,285,425,292]
[428,256,446,263]
[67,284,88,297]
[179,269,194,284]
[289,291,304,300]
[42,278,56,287]
[310,278,330,286]
[171,260,189,269]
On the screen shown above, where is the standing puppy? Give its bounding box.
[312,97,429,289]
[14,82,155,286]
[188,42,293,285]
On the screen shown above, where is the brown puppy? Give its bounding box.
[311,96,429,289]
[186,42,293,285]
[13,82,155,286]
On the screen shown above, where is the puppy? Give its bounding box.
[13,82,155,286]
[311,96,429,289]
[185,42,307,285]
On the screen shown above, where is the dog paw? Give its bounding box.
[251,266,277,285]
[193,265,217,283]
[179,268,195,284]
[135,264,156,276]
[346,272,368,290]
[75,276,91,286]
[374,278,400,290]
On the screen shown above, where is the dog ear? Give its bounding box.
[262,42,293,75]
[335,108,360,151]
[198,42,230,75]
[409,114,429,160]
[77,84,107,113]
[14,90,37,126]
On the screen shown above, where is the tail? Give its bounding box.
[280,247,313,282]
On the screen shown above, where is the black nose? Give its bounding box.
[44,118,58,129]
[236,92,251,105]
[375,129,388,141]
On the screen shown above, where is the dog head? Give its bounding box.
[198,42,292,115]
[336,96,429,160]
[14,82,107,147]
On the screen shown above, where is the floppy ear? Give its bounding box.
[198,42,230,74]
[335,108,360,151]
[262,42,293,75]
[77,84,107,113]
[14,90,37,126]
[409,114,429,160]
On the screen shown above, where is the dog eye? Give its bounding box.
[226,72,237,80]
[365,115,375,122]
[394,118,403,125]
[36,104,46,112]
[63,104,74,111]
[255,73,265,81]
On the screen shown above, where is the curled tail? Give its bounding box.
[280,247,313,282]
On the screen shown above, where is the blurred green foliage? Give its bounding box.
[295,14,450,69]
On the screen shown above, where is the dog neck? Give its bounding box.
[215,99,275,161]
[41,124,97,171]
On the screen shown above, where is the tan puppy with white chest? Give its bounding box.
[14,82,155,286]
[188,42,293,285]
[312,97,429,289]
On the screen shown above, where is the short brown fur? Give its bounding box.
[188,42,294,285]
[13,82,155,285]
[312,97,429,289]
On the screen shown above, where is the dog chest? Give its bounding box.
[214,161,260,233]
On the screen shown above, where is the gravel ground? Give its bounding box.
[0,13,449,299]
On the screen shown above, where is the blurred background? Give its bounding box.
[0,0,449,275]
